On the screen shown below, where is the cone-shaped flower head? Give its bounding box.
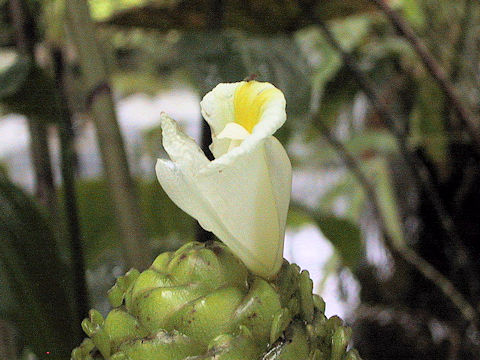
[156,81,292,279]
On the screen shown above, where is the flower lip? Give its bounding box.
[199,81,286,171]
[217,122,250,140]
[233,81,282,133]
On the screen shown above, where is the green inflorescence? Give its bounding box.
[72,241,360,360]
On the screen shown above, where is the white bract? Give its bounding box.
[156,81,292,279]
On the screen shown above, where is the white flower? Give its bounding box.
[155,81,292,279]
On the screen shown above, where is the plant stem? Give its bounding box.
[195,0,224,243]
[7,0,34,54]
[313,18,479,329]
[65,0,150,270]
[315,19,472,272]
[450,0,474,83]
[369,0,480,156]
[195,119,215,243]
[26,116,58,214]
[8,0,58,218]
[314,115,479,329]
[52,47,89,329]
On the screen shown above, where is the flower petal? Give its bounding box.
[263,136,292,269]
[233,81,282,132]
[200,83,240,136]
[217,122,250,140]
[156,157,267,276]
[196,139,289,278]
[155,159,221,235]
[200,81,286,140]
[210,123,251,158]
[160,113,209,177]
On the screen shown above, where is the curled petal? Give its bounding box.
[200,83,239,137]
[160,113,209,176]
[200,81,286,144]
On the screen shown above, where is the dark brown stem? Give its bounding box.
[52,48,89,329]
[195,0,224,243]
[370,0,480,156]
[8,0,58,217]
[315,19,472,268]
[27,117,58,215]
[313,18,479,328]
[196,119,215,243]
[314,116,479,329]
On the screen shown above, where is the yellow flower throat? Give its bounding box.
[233,81,277,133]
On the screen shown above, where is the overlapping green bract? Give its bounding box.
[72,241,361,360]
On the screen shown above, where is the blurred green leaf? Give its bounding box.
[344,130,399,155]
[290,204,363,269]
[72,179,195,268]
[329,16,372,51]
[41,0,66,46]
[89,0,154,21]
[287,206,314,229]
[319,176,356,212]
[0,178,77,360]
[299,18,370,117]
[410,79,449,176]
[314,213,363,269]
[367,158,405,246]
[316,65,359,127]
[345,186,367,221]
[400,0,426,28]
[360,37,415,67]
[112,71,163,96]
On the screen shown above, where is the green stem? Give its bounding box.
[65,0,150,270]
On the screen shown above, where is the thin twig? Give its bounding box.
[356,304,461,360]
[450,0,474,83]
[314,20,477,290]
[314,115,479,329]
[441,0,474,135]
[312,18,479,327]
[369,0,480,156]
